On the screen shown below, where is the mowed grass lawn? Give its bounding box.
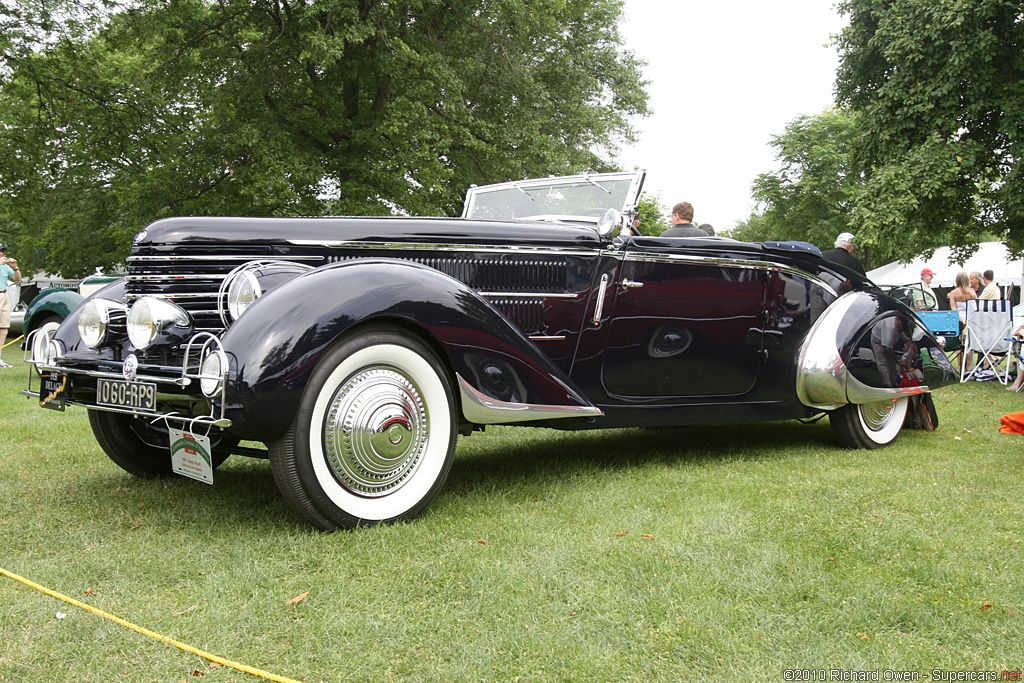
[1,343,1022,683]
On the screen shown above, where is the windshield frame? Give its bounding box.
[461,171,646,224]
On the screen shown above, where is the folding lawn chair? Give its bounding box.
[1007,334,1024,388]
[960,299,1013,383]
[917,310,962,372]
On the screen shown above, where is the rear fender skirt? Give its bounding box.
[796,291,957,410]
[220,258,599,441]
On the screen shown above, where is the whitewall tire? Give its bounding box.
[269,327,457,530]
[830,397,909,449]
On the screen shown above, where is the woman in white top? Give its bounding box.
[948,271,978,323]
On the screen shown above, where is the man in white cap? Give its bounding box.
[821,231,865,275]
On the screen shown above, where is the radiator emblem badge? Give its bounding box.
[123,354,139,381]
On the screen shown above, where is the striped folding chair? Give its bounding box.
[960,299,1013,383]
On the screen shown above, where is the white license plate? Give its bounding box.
[97,378,157,411]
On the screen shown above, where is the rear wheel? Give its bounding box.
[268,327,457,530]
[89,410,232,478]
[830,397,909,449]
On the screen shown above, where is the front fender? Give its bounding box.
[24,287,85,333]
[796,291,957,410]
[220,258,598,442]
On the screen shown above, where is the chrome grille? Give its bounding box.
[490,298,544,333]
[326,254,569,292]
[125,250,314,331]
[127,248,568,334]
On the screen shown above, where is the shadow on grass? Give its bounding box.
[59,419,837,531]
[446,418,837,494]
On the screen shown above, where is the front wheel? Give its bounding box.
[268,327,457,530]
[29,315,63,365]
[89,410,232,478]
[829,397,909,449]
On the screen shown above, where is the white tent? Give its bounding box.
[867,241,1024,289]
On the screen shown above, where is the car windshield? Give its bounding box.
[462,171,644,222]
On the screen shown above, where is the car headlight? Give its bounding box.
[227,269,261,321]
[78,299,128,349]
[218,261,314,326]
[127,297,193,350]
[199,348,227,397]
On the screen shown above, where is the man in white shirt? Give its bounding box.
[979,270,1000,300]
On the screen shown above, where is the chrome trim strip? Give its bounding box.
[31,364,191,387]
[846,377,929,403]
[125,274,229,282]
[124,292,214,300]
[479,291,579,299]
[528,336,566,341]
[127,255,323,263]
[621,250,839,298]
[457,374,602,424]
[286,240,597,258]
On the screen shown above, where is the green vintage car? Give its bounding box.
[19,271,122,359]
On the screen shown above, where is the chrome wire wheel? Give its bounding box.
[323,366,429,497]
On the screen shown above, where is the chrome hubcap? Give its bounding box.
[860,399,897,432]
[323,366,428,497]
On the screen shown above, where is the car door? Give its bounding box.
[600,247,769,399]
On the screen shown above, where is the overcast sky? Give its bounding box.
[617,1,850,232]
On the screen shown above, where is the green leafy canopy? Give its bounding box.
[0,0,649,276]
[834,0,1024,262]
[731,108,899,269]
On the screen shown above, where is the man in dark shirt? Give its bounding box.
[821,231,866,275]
[660,202,706,237]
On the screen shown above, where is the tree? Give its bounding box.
[633,190,669,236]
[0,0,648,276]
[729,109,894,269]
[835,0,1024,262]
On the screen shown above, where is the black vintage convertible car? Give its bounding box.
[22,171,956,529]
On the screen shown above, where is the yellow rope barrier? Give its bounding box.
[1,334,23,349]
[0,566,306,683]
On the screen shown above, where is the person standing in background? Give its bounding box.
[659,202,706,237]
[918,268,939,310]
[979,270,1000,300]
[949,271,978,322]
[969,271,983,296]
[0,244,22,367]
[821,232,866,275]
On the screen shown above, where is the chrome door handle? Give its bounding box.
[619,279,644,289]
[593,274,609,325]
